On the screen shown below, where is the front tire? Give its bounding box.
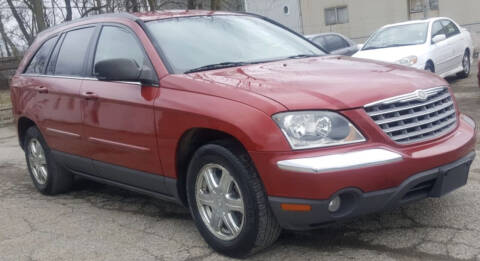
[457,51,471,78]
[186,142,281,258]
[425,61,435,73]
[25,126,73,195]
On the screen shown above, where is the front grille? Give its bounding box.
[365,87,457,144]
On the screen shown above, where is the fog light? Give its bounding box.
[328,196,341,212]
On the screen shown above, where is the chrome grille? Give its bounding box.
[364,87,457,144]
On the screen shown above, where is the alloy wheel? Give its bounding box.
[463,54,470,75]
[28,138,48,185]
[195,163,245,241]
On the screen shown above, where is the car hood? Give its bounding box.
[186,56,447,111]
[353,44,427,63]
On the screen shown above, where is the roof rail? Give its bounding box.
[38,12,138,37]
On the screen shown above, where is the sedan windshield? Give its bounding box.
[363,23,429,50]
[146,15,325,73]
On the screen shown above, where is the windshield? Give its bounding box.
[363,22,428,50]
[146,15,325,73]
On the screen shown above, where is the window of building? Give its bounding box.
[325,6,349,26]
[409,0,424,13]
[409,0,439,13]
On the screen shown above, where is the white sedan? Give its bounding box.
[354,17,473,78]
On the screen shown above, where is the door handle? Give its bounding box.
[81,91,98,100]
[35,86,48,94]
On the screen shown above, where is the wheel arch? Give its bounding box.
[17,116,37,150]
[175,127,254,207]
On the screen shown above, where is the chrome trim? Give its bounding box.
[365,86,457,144]
[276,149,403,174]
[365,86,447,107]
[45,128,81,138]
[22,74,142,85]
[22,73,96,81]
[88,137,150,152]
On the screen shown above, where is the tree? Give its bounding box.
[65,0,73,21]
[6,0,33,44]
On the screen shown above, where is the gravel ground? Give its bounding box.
[0,68,479,261]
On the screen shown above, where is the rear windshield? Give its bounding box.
[146,15,325,73]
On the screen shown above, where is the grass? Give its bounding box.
[0,90,11,107]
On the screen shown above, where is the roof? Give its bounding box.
[36,10,240,40]
[381,17,452,29]
[132,10,239,21]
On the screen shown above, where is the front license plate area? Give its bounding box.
[430,162,471,197]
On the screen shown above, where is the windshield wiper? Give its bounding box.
[363,43,418,51]
[184,62,250,74]
[287,54,320,59]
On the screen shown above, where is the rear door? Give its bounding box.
[42,26,97,173]
[80,24,165,192]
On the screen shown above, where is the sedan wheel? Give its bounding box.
[457,52,471,78]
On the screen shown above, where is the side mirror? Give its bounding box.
[94,58,158,85]
[432,34,446,44]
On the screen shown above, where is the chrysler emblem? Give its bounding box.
[415,90,428,101]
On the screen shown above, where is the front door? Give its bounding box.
[80,24,164,192]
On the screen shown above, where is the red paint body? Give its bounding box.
[10,11,477,201]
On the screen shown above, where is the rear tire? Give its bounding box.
[24,126,73,195]
[457,51,471,78]
[186,142,281,258]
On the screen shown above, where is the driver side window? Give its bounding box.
[441,20,460,38]
[431,21,445,39]
[93,26,147,75]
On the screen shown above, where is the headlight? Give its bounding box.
[272,111,366,150]
[396,55,418,66]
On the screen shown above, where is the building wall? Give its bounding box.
[300,0,480,44]
[245,0,303,33]
[301,0,408,42]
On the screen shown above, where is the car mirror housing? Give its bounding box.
[95,58,142,82]
[432,34,447,44]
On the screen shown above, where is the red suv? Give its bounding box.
[10,11,477,257]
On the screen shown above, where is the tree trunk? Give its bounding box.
[6,0,33,44]
[65,0,73,21]
[187,0,196,9]
[211,0,221,10]
[95,0,103,14]
[0,17,18,57]
[31,0,47,33]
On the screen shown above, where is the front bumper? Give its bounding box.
[269,151,476,230]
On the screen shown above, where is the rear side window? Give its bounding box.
[93,26,146,74]
[25,36,58,74]
[55,27,95,76]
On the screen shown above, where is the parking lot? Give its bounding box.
[0,69,478,261]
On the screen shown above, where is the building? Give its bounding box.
[244,0,303,32]
[246,0,480,45]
